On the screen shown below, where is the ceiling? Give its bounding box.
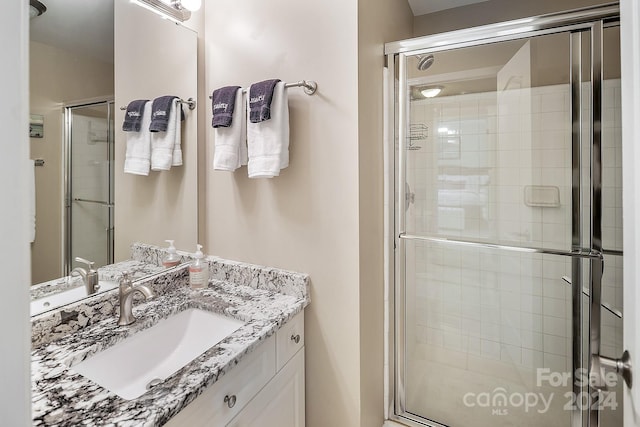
[407,0,490,16]
[29,0,114,63]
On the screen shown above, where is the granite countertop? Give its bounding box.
[31,253,309,426]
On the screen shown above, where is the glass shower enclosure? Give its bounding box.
[65,100,115,273]
[386,4,623,427]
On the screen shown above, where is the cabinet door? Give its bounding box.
[165,337,276,427]
[228,348,305,427]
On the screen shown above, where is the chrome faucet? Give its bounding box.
[70,257,99,295]
[117,271,154,326]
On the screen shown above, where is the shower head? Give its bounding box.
[29,0,46,18]
[416,54,434,71]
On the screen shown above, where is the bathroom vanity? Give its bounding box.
[30,243,309,426]
[165,311,305,427]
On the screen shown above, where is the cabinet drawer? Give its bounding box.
[276,311,304,371]
[166,335,276,427]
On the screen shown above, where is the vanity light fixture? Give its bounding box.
[421,86,443,98]
[130,0,199,23]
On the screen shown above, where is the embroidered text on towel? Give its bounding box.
[212,86,241,128]
[248,79,281,123]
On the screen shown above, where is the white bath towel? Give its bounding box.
[29,159,36,243]
[247,82,289,178]
[151,98,182,171]
[213,89,247,171]
[124,101,152,176]
[172,101,183,167]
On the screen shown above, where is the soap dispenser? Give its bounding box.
[189,244,209,289]
[162,240,181,268]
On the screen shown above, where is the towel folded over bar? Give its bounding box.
[247,82,289,178]
[150,95,181,132]
[212,86,241,128]
[248,79,280,123]
[122,99,149,132]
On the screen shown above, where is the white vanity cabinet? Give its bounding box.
[166,311,305,427]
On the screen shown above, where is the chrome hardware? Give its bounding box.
[591,350,632,390]
[120,97,196,111]
[561,276,623,319]
[291,334,301,344]
[224,394,237,408]
[117,271,154,326]
[70,256,99,295]
[73,197,114,208]
[208,80,318,98]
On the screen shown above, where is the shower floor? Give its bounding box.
[405,343,622,427]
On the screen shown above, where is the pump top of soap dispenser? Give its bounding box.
[194,244,204,259]
[162,240,181,268]
[189,244,209,289]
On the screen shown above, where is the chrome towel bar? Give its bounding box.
[120,97,196,111]
[209,80,318,99]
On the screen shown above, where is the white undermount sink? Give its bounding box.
[30,280,120,316]
[70,308,245,400]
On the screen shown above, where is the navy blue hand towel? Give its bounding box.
[122,99,149,132]
[212,86,241,128]
[149,95,179,132]
[249,79,281,123]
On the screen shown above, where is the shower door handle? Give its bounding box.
[588,255,632,396]
[591,351,632,390]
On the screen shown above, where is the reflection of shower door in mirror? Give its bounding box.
[389,7,623,427]
[65,101,115,273]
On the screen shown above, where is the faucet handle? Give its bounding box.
[119,271,133,289]
[75,257,95,271]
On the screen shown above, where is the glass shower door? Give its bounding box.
[66,101,115,272]
[393,19,622,427]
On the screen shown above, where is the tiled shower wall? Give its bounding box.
[407,79,622,373]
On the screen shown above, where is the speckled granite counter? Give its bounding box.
[31,251,309,426]
[30,250,168,303]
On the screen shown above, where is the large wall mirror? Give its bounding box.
[29,0,198,290]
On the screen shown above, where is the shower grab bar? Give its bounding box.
[561,276,622,319]
[603,248,623,256]
[73,198,114,208]
[119,97,196,111]
[398,233,604,259]
[208,80,318,98]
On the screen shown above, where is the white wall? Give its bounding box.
[620,0,640,424]
[204,2,361,425]
[203,1,412,424]
[358,1,414,425]
[0,1,31,424]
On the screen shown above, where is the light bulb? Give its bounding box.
[420,86,443,98]
[180,0,201,11]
